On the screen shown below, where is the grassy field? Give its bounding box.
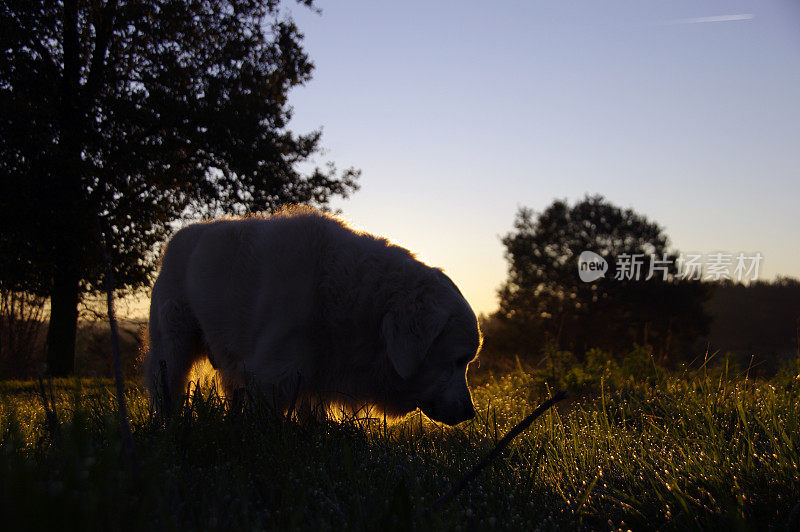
[1,353,799,530]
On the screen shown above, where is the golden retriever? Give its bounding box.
[145,206,481,425]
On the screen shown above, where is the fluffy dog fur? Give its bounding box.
[145,206,481,425]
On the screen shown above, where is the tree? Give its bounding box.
[494,196,709,361]
[0,0,359,375]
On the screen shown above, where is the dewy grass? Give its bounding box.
[0,360,799,530]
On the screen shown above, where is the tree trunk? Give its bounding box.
[46,266,80,376]
[45,0,83,377]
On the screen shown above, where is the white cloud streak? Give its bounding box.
[664,14,754,25]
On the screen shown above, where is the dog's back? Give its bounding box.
[146,208,398,403]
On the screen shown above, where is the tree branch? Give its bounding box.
[84,0,119,106]
[60,0,80,124]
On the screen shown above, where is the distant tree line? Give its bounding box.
[704,277,800,370]
[483,196,799,369]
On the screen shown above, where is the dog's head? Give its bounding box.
[381,271,481,426]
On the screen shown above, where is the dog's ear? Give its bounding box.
[381,297,449,379]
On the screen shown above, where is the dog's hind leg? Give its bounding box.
[145,298,204,411]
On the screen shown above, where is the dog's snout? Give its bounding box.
[421,400,476,426]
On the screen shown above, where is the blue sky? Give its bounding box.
[284,0,800,315]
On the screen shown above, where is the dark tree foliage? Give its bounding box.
[706,277,800,371]
[0,0,359,375]
[494,195,709,362]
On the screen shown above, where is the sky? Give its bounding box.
[281,0,800,316]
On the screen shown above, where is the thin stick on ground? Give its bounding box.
[432,390,567,509]
[35,374,61,445]
[99,219,138,473]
